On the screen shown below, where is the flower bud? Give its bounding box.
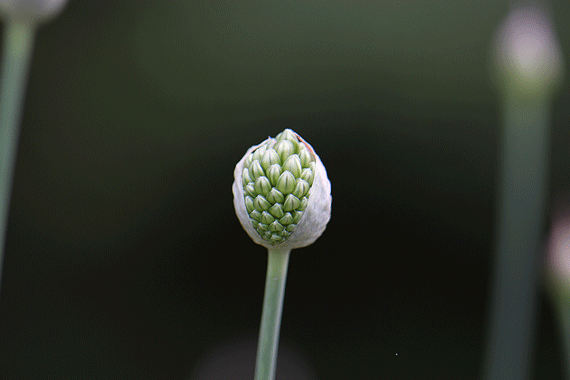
[233,129,331,250]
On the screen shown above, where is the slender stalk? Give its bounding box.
[483,98,551,380]
[254,248,291,380]
[0,20,36,291]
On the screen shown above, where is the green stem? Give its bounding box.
[0,20,37,290]
[254,248,291,380]
[483,98,550,380]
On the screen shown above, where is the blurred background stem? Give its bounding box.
[255,248,290,380]
[552,293,570,379]
[0,20,36,292]
[483,98,551,380]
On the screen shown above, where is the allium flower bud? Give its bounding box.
[233,129,331,250]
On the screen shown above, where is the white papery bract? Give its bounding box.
[233,129,331,250]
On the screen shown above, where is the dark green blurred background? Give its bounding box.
[0,0,569,378]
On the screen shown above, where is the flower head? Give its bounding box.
[233,129,331,250]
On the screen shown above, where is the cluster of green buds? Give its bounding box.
[241,130,314,245]
[233,129,331,250]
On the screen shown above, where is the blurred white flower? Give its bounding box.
[0,0,68,23]
[492,5,563,99]
[546,209,570,295]
[188,335,317,380]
